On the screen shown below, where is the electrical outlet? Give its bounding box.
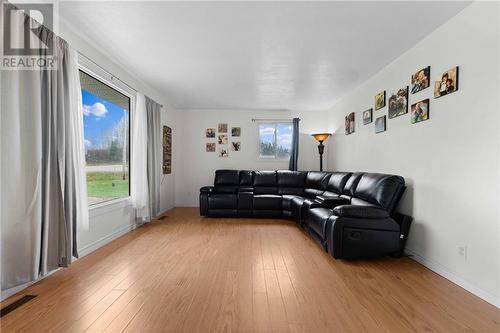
[458,245,468,260]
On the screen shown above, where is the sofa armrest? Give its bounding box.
[332,205,390,219]
[310,196,349,209]
[200,186,214,194]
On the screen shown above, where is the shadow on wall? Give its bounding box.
[398,177,414,217]
[397,178,426,252]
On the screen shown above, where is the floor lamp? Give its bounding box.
[311,133,331,172]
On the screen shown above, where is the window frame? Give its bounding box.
[257,121,293,161]
[78,58,135,209]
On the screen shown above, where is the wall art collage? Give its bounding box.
[345,66,459,135]
[206,123,241,157]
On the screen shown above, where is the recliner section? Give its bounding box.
[199,169,412,259]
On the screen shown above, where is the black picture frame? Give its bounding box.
[363,108,373,125]
[375,91,386,110]
[375,115,386,133]
[411,66,431,94]
[434,66,459,98]
[388,86,409,119]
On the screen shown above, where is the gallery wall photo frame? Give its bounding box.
[162,126,172,174]
[206,143,216,152]
[231,127,241,137]
[411,99,430,124]
[375,91,386,110]
[345,112,355,135]
[388,86,409,119]
[363,108,373,125]
[206,128,216,138]
[375,115,386,134]
[218,123,228,133]
[411,66,431,94]
[434,66,459,98]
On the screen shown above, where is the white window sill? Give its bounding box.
[89,197,132,218]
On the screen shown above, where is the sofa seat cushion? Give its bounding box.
[253,195,282,210]
[307,208,333,239]
[208,194,238,209]
[304,188,325,199]
[282,195,303,211]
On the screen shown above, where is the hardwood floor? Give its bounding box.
[1,207,499,332]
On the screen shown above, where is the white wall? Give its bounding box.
[58,19,179,253]
[326,2,499,306]
[174,109,330,207]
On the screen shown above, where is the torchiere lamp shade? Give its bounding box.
[312,133,331,143]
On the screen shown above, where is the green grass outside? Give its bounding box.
[87,172,129,199]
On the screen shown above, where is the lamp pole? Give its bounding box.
[317,140,325,171]
[311,133,331,172]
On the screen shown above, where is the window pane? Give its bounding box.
[80,71,130,205]
[259,124,276,158]
[276,123,292,159]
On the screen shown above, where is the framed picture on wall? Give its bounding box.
[218,134,228,144]
[206,143,216,152]
[411,99,430,124]
[363,108,373,125]
[375,91,386,110]
[218,123,228,133]
[388,86,409,119]
[206,128,215,138]
[345,112,355,135]
[162,126,172,174]
[231,141,241,151]
[434,66,459,98]
[411,66,430,94]
[218,147,229,157]
[375,115,386,133]
[231,127,241,137]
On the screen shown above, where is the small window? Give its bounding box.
[79,70,130,206]
[258,123,292,160]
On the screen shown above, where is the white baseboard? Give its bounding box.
[1,223,139,301]
[405,248,500,308]
[78,223,138,258]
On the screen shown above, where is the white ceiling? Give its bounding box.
[60,1,470,111]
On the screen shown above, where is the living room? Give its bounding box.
[1,1,499,332]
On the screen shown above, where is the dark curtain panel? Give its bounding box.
[288,118,300,171]
[145,97,162,218]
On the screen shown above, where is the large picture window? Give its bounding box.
[79,70,130,205]
[258,123,292,160]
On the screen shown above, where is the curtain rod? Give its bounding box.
[77,52,164,108]
[251,118,300,122]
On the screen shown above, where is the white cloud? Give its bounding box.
[83,102,108,118]
[278,133,292,146]
[84,139,92,148]
[259,126,275,135]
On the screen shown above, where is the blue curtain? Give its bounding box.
[288,118,300,171]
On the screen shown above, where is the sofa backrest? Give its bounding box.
[214,169,240,193]
[253,170,278,194]
[323,172,352,197]
[340,172,363,198]
[303,171,331,198]
[352,173,405,212]
[277,170,307,195]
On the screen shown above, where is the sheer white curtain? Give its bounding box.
[1,3,88,295]
[131,93,150,222]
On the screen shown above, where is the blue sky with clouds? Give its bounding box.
[259,123,292,149]
[82,89,127,148]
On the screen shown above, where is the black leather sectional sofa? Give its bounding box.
[200,170,412,259]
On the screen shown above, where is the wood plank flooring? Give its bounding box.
[1,207,499,332]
